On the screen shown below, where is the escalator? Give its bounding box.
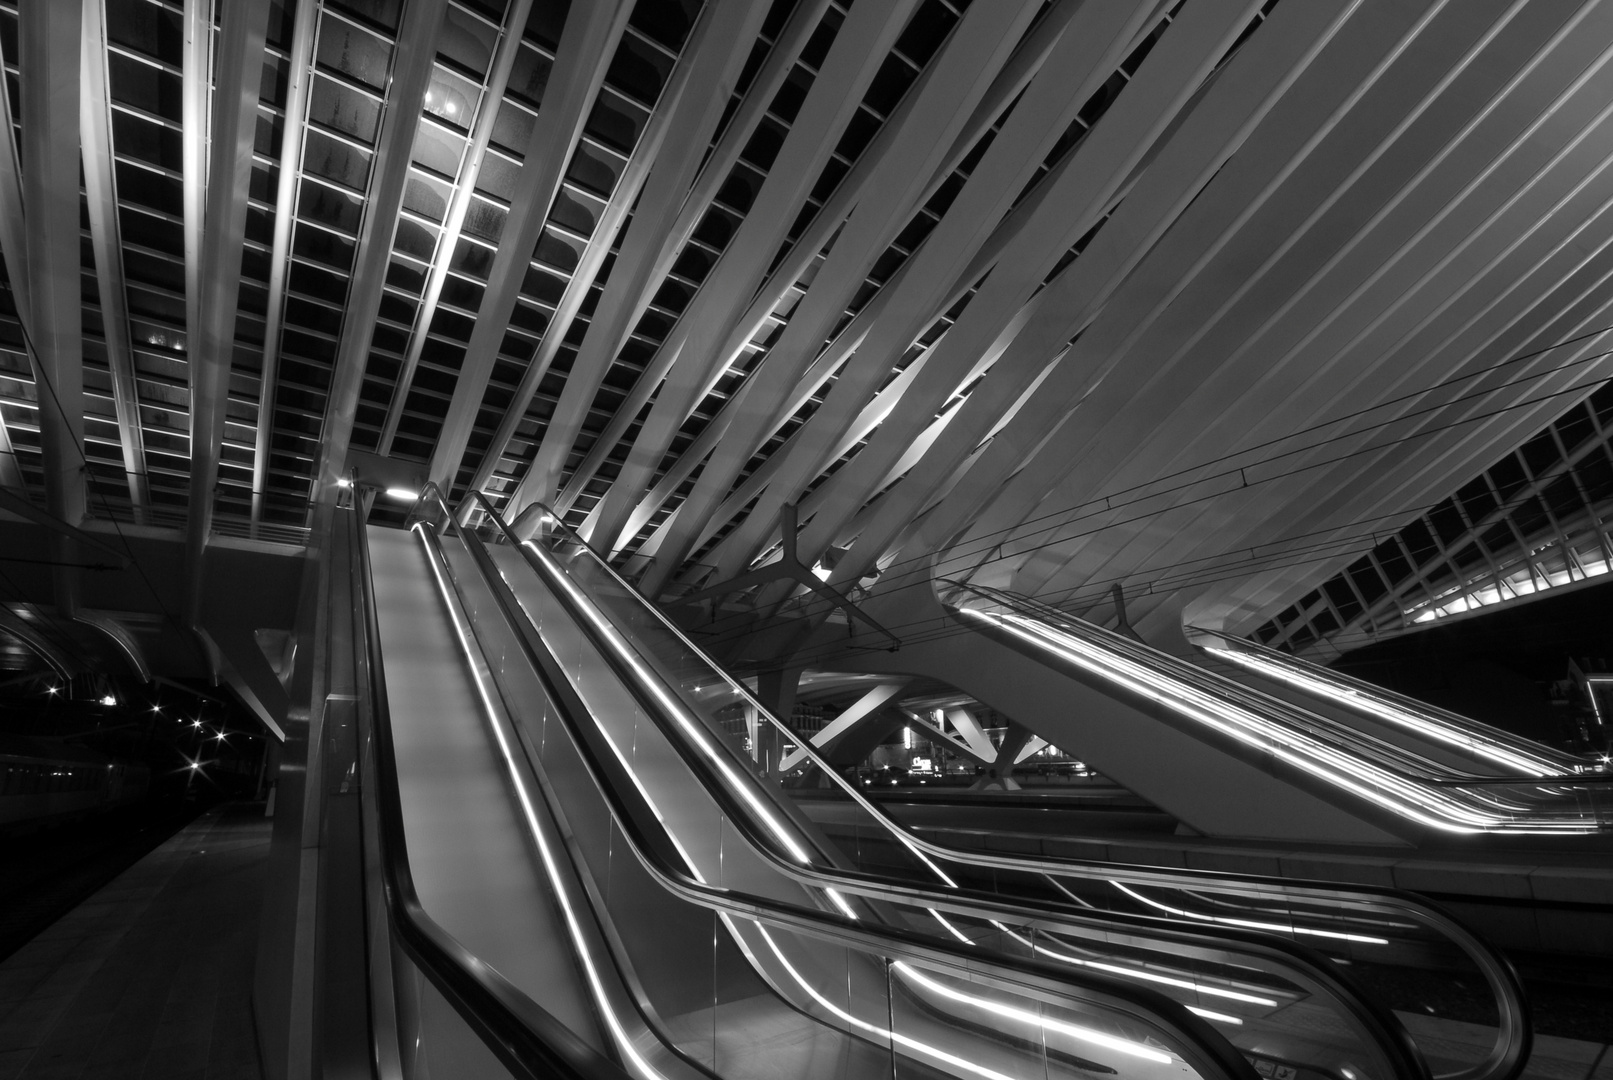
[1185,626,1601,779]
[346,493,1263,1080]
[939,581,1613,838]
[451,492,1532,1080]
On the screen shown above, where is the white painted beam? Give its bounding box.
[184,0,272,623]
[251,0,319,531]
[777,680,907,772]
[943,706,998,762]
[583,0,926,551]
[460,0,769,501]
[785,0,1267,603]
[515,0,831,515]
[80,0,148,516]
[700,0,1157,591]
[20,0,85,612]
[422,0,632,494]
[310,0,448,524]
[0,17,31,492]
[378,0,541,459]
[916,0,1465,593]
[836,0,1366,595]
[630,0,1043,590]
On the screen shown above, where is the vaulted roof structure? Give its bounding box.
[5,0,1613,675]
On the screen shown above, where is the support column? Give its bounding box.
[754,665,801,780]
[20,0,85,614]
[973,722,1036,791]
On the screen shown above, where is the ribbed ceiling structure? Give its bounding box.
[5,0,1613,648]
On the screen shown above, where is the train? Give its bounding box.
[0,742,150,831]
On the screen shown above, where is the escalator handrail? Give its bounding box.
[489,495,1528,1080]
[348,496,635,1080]
[424,506,1269,1080]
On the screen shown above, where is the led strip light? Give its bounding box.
[928,905,1249,1026]
[754,924,1175,1071]
[1110,882,1389,945]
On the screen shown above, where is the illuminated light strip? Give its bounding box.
[930,908,976,945]
[928,910,1239,1024]
[989,920,1278,1007]
[827,888,860,920]
[524,541,815,863]
[1111,882,1390,945]
[755,925,1160,1075]
[754,925,1021,1080]
[1203,647,1561,776]
[971,609,1598,834]
[1046,876,1099,909]
[894,832,960,888]
[412,526,669,1079]
[891,960,1176,1063]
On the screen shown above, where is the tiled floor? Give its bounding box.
[0,804,271,1080]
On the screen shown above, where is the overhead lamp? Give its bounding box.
[384,487,418,501]
[99,694,117,706]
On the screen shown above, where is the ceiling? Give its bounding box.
[4,0,1613,655]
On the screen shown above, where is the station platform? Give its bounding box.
[0,804,270,1080]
